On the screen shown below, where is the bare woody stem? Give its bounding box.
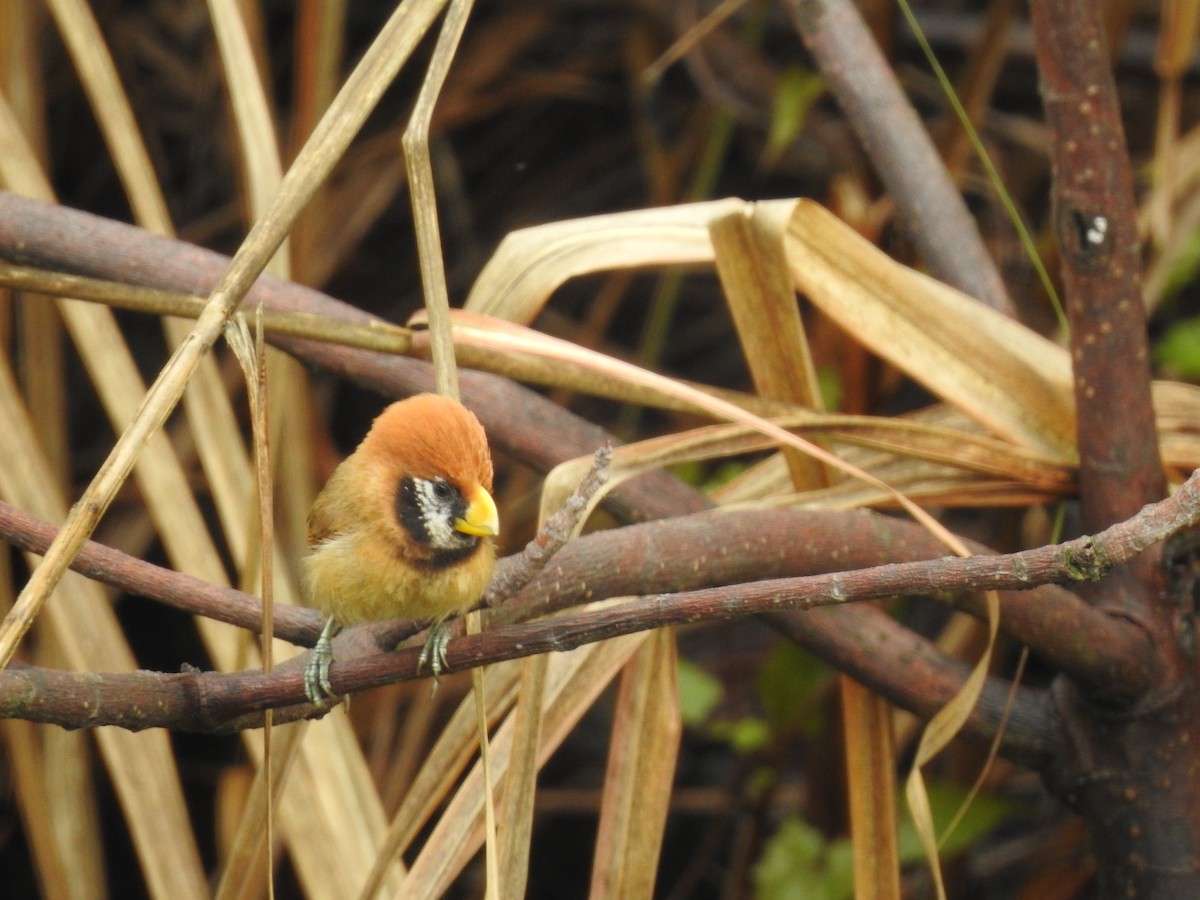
[0,494,1154,697]
[1,464,1197,741]
[1029,2,1165,533]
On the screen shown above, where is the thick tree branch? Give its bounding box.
[0,496,1155,696]
[1,466,1196,744]
[497,507,1161,695]
[0,603,1057,767]
[1029,3,1164,533]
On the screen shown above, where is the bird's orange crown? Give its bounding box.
[361,393,493,492]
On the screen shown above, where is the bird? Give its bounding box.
[301,393,499,704]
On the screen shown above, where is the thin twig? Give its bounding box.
[481,444,612,606]
[0,263,415,354]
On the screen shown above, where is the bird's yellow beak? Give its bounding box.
[455,484,499,538]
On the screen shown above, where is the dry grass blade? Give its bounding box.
[399,1,506,895]
[399,634,647,899]
[359,662,524,900]
[3,718,92,900]
[842,679,900,900]
[498,655,549,900]
[905,591,1001,900]
[783,200,1076,457]
[289,0,348,282]
[222,312,281,900]
[589,628,681,899]
[711,205,828,487]
[0,355,208,899]
[416,312,782,414]
[617,409,1074,509]
[1154,382,1200,478]
[213,723,307,900]
[0,83,215,899]
[403,0,472,400]
[208,0,287,250]
[1147,0,1200,244]
[456,312,1062,531]
[44,0,171,229]
[711,199,900,897]
[0,15,95,896]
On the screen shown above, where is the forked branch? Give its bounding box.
[0,464,1194,744]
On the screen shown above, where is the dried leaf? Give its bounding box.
[590,629,682,899]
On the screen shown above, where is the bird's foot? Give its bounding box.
[304,617,342,706]
[416,620,452,691]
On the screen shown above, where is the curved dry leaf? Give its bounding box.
[465,197,1076,459]
[783,200,1075,456]
[465,198,753,324]
[710,205,829,488]
[905,591,1000,900]
[359,662,525,900]
[542,406,1072,523]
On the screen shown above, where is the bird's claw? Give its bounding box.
[416,621,452,690]
[304,617,341,706]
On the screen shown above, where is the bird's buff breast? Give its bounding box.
[302,532,495,626]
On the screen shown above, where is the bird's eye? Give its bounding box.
[431,480,453,501]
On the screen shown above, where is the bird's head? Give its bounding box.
[361,394,499,567]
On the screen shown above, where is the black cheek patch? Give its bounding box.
[395,476,483,571]
[396,476,431,545]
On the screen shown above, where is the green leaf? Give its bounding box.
[1155,316,1200,379]
[677,657,724,726]
[754,817,854,900]
[710,716,771,754]
[817,364,843,413]
[758,642,828,736]
[897,778,1018,864]
[763,68,825,169]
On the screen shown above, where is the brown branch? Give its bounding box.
[0,602,1002,739]
[494,505,1155,695]
[763,604,1056,768]
[0,604,1057,766]
[786,0,1013,313]
[1029,2,1165,532]
[0,493,1151,695]
[2,465,1196,743]
[0,500,323,645]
